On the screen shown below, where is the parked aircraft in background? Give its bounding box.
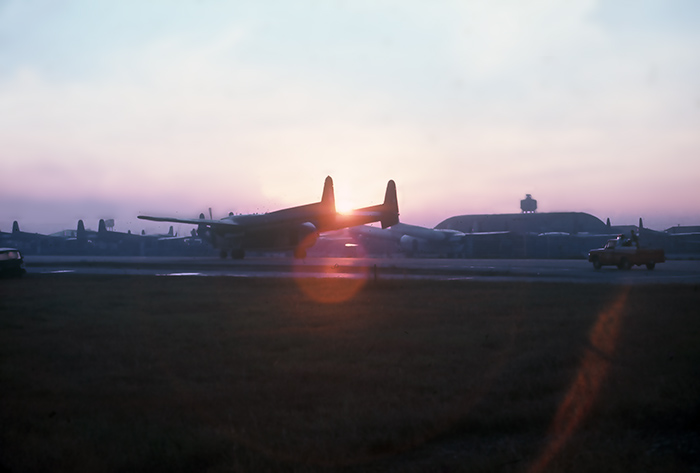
[141,226,175,239]
[140,225,202,246]
[44,220,97,252]
[98,219,140,241]
[46,219,147,254]
[6,221,53,242]
[138,176,399,259]
[350,222,465,257]
[2,217,209,257]
[0,221,67,254]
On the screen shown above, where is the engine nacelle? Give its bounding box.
[399,235,420,253]
[296,222,319,249]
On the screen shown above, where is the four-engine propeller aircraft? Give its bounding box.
[138,176,399,259]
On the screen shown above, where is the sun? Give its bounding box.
[334,188,357,214]
[335,199,355,215]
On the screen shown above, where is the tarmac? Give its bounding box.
[22,256,700,285]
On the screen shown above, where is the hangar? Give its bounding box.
[432,210,683,259]
[434,211,612,235]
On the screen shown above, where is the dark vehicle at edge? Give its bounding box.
[0,248,27,278]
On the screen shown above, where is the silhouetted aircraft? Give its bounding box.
[141,226,175,239]
[350,222,465,257]
[49,220,89,242]
[1,221,66,253]
[138,176,399,259]
[96,219,142,241]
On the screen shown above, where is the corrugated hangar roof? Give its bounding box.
[435,212,612,235]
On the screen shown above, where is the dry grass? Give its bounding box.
[1,275,699,472]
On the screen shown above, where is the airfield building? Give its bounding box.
[433,211,617,259]
[435,211,611,235]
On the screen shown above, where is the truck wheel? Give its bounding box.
[618,258,631,270]
[646,262,656,270]
[592,258,602,270]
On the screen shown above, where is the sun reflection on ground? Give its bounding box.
[292,266,369,303]
[291,232,370,303]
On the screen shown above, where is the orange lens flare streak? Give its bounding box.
[529,286,630,473]
[294,275,367,304]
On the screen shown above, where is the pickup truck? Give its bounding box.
[588,239,665,270]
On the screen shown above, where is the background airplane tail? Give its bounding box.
[77,220,86,243]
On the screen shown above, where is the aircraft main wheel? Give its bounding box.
[646,261,656,270]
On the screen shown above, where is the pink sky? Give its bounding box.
[2,1,699,235]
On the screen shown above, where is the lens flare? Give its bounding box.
[291,233,369,303]
[528,286,630,473]
[294,276,367,304]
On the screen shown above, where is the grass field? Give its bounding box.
[1,275,699,472]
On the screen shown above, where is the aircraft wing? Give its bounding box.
[138,215,239,227]
[154,235,196,241]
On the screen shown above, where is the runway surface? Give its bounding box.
[24,256,700,284]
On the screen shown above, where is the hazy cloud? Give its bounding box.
[1,0,698,232]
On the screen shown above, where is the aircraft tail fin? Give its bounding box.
[99,219,107,234]
[381,180,399,228]
[12,221,20,234]
[77,220,86,242]
[321,175,336,212]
